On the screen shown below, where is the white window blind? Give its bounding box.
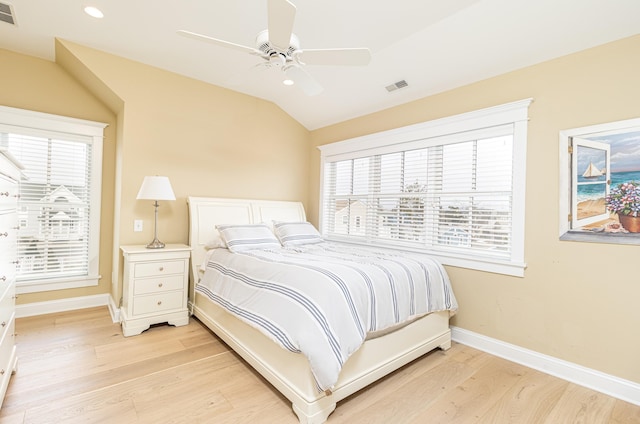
[319,99,531,276]
[8,134,93,280]
[0,106,106,293]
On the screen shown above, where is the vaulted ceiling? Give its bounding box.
[1,0,639,129]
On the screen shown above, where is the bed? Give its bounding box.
[187,196,457,424]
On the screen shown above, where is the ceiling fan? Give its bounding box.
[177,0,371,96]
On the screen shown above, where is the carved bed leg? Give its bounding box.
[292,401,336,424]
[439,338,452,351]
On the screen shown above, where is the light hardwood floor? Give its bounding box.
[1,307,638,423]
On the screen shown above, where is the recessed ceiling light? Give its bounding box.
[84,6,104,18]
[282,79,294,86]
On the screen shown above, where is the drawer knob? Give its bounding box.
[159,266,164,271]
[0,232,8,237]
[0,370,4,375]
[158,283,163,288]
[1,322,5,327]
[157,301,162,306]
[0,191,9,197]
[0,276,5,282]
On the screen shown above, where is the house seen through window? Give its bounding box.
[319,99,531,276]
[0,106,106,293]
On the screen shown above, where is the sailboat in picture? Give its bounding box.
[582,161,604,178]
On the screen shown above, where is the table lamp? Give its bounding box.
[136,176,176,248]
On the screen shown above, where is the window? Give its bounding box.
[319,99,532,276]
[559,117,640,244]
[0,106,106,293]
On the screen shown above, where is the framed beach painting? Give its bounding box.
[559,117,640,244]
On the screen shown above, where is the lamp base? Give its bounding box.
[146,238,166,249]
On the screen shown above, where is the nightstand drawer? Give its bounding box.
[133,291,184,315]
[133,275,184,295]
[134,260,185,278]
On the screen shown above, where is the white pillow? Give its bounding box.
[204,232,227,250]
[273,221,323,247]
[216,224,281,253]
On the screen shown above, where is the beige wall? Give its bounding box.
[55,40,311,304]
[3,31,639,387]
[1,40,310,307]
[309,34,640,384]
[0,48,117,305]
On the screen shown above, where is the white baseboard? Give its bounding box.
[451,326,640,406]
[16,293,113,319]
[108,296,121,323]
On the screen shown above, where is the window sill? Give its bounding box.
[431,252,526,277]
[560,230,640,246]
[325,238,526,277]
[16,275,101,294]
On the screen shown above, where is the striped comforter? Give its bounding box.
[196,242,458,391]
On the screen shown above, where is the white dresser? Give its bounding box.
[0,149,21,408]
[120,244,191,337]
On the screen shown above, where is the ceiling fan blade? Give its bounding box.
[297,48,371,66]
[285,66,323,96]
[177,30,259,55]
[268,0,296,52]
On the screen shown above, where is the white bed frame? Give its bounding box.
[187,197,453,424]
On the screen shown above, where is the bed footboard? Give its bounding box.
[193,292,451,424]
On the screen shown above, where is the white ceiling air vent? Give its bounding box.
[0,2,16,25]
[385,79,408,92]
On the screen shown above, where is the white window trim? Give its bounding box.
[0,105,107,294]
[318,99,532,277]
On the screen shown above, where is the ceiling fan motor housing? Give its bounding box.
[256,29,300,58]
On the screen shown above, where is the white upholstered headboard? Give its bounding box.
[186,197,306,306]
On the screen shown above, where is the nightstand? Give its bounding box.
[120,244,191,337]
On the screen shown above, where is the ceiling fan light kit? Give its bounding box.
[178,0,370,96]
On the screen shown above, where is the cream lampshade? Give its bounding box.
[136,176,176,249]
